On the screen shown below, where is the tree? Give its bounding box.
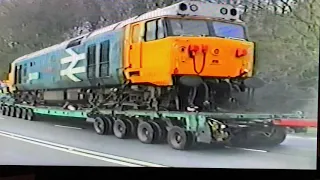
[239,0,319,116]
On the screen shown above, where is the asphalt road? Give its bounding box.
[0,135,121,166]
[0,115,317,169]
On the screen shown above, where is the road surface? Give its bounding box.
[0,115,317,169]
[0,135,122,166]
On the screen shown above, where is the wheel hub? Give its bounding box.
[143,128,149,136]
[175,133,182,143]
[118,125,124,132]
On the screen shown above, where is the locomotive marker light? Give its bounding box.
[220,7,228,14]
[190,4,199,12]
[60,49,86,82]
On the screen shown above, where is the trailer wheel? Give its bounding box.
[21,108,27,120]
[137,121,155,144]
[113,119,129,139]
[149,121,164,143]
[157,121,168,143]
[167,126,192,150]
[9,106,16,117]
[26,109,34,121]
[93,117,107,135]
[1,106,7,115]
[103,116,114,135]
[124,118,138,138]
[4,106,10,116]
[263,126,287,146]
[15,107,22,118]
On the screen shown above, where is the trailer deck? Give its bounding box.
[0,95,317,150]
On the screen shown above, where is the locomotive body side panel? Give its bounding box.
[13,44,90,91]
[11,29,125,91]
[84,28,125,87]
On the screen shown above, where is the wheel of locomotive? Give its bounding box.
[123,118,138,138]
[4,106,10,116]
[26,109,34,121]
[9,106,16,117]
[113,118,129,139]
[1,106,7,115]
[167,126,193,150]
[93,116,107,135]
[137,121,156,144]
[21,108,27,120]
[15,107,22,118]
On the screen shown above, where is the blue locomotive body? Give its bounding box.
[14,29,125,91]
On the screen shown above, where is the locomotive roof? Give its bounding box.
[13,0,241,64]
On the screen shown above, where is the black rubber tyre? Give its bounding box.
[21,108,27,120]
[137,121,155,144]
[4,106,10,116]
[1,106,7,115]
[9,106,16,117]
[227,131,249,147]
[167,126,191,150]
[26,109,34,121]
[93,116,107,135]
[262,126,287,146]
[149,121,164,143]
[104,116,114,135]
[124,118,138,137]
[113,118,129,139]
[15,107,22,118]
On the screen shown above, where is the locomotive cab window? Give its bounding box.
[212,21,246,39]
[99,40,110,77]
[167,18,209,37]
[132,24,140,43]
[165,17,247,39]
[144,19,165,42]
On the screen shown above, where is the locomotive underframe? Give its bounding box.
[13,77,256,114]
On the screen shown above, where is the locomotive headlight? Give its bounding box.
[220,7,228,15]
[190,4,198,12]
[230,8,237,16]
[179,3,188,11]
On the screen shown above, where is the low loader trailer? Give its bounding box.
[0,95,317,150]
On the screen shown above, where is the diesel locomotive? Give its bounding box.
[4,0,264,112]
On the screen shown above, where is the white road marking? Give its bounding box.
[0,130,167,167]
[287,135,317,140]
[225,146,268,153]
[54,125,83,130]
[0,117,4,120]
